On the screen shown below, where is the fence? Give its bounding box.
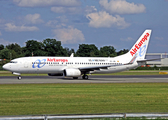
[0,113,168,120]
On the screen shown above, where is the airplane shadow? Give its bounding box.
[59,77,125,82]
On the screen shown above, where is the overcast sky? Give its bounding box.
[0,0,168,53]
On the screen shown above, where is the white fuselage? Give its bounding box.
[3,55,138,75]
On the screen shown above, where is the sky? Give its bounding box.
[0,0,168,53]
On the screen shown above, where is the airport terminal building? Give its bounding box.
[146,53,168,67]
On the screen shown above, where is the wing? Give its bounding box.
[79,64,123,72]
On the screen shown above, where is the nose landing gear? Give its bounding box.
[18,76,22,80]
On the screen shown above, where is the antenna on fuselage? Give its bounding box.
[70,53,74,57]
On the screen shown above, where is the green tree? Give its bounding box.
[65,47,75,56]
[76,44,99,57]
[24,40,46,56]
[6,43,23,58]
[0,44,4,50]
[0,48,10,59]
[117,49,129,56]
[43,38,66,56]
[99,46,116,57]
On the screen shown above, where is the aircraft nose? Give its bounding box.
[2,64,8,70]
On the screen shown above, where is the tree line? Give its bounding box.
[0,38,129,60]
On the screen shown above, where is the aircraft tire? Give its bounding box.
[82,75,88,79]
[18,76,22,80]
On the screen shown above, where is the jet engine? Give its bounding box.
[64,68,81,77]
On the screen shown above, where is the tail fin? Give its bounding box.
[127,29,152,63]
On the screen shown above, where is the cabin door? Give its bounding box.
[24,61,29,68]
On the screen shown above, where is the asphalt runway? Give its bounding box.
[0,75,168,84]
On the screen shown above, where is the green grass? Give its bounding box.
[0,83,168,116]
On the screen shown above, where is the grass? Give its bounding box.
[0,83,168,116]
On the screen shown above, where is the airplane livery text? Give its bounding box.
[47,58,68,62]
[32,58,68,68]
[130,33,150,56]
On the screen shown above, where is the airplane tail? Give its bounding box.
[126,29,152,64]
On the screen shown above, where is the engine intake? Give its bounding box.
[64,68,81,77]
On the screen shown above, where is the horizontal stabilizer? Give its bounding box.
[137,58,163,66]
[137,58,163,62]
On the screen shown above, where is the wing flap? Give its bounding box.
[79,65,111,71]
[79,64,124,72]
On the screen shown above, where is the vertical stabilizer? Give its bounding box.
[127,29,152,62]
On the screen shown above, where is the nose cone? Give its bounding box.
[2,64,9,70]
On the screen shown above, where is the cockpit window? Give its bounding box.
[9,61,17,63]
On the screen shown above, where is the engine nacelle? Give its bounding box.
[64,68,81,77]
[48,73,63,76]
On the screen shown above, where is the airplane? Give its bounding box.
[3,29,152,80]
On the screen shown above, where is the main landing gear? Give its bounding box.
[82,74,88,79]
[72,74,89,79]
[18,76,22,80]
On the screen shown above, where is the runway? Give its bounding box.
[0,75,168,84]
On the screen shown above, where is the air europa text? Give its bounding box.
[47,58,68,62]
[130,33,150,56]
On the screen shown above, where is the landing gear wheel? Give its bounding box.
[18,76,22,80]
[82,75,88,79]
